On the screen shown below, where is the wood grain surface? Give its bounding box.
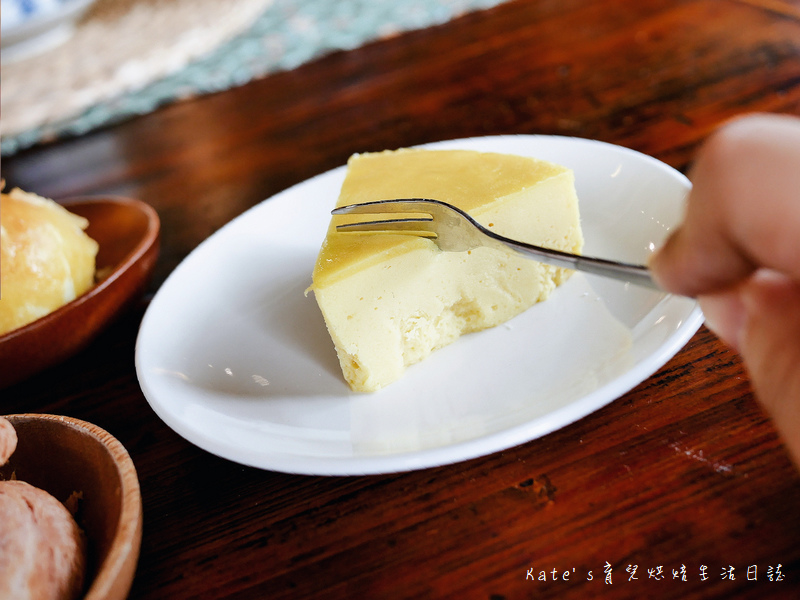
[3,0,800,598]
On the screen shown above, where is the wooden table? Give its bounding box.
[3,1,800,597]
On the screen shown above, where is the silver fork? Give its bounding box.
[332,198,660,291]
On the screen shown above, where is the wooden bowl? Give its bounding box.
[0,414,142,600]
[0,196,160,388]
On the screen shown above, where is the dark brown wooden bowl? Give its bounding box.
[0,414,142,600]
[0,196,159,388]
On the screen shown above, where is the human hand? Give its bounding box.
[649,113,800,465]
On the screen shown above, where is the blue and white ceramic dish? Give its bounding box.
[1,0,95,62]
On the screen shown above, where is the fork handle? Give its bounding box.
[486,233,661,291]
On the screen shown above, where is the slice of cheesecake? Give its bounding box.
[309,148,583,392]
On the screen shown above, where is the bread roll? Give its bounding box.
[0,188,98,335]
[0,480,87,600]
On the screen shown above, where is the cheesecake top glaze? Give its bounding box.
[312,148,570,288]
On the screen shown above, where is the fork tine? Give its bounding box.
[332,198,443,215]
[336,217,437,236]
[333,199,439,235]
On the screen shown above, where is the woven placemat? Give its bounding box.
[1,0,507,156]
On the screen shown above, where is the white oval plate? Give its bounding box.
[135,135,702,475]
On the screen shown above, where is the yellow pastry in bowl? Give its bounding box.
[0,187,98,336]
